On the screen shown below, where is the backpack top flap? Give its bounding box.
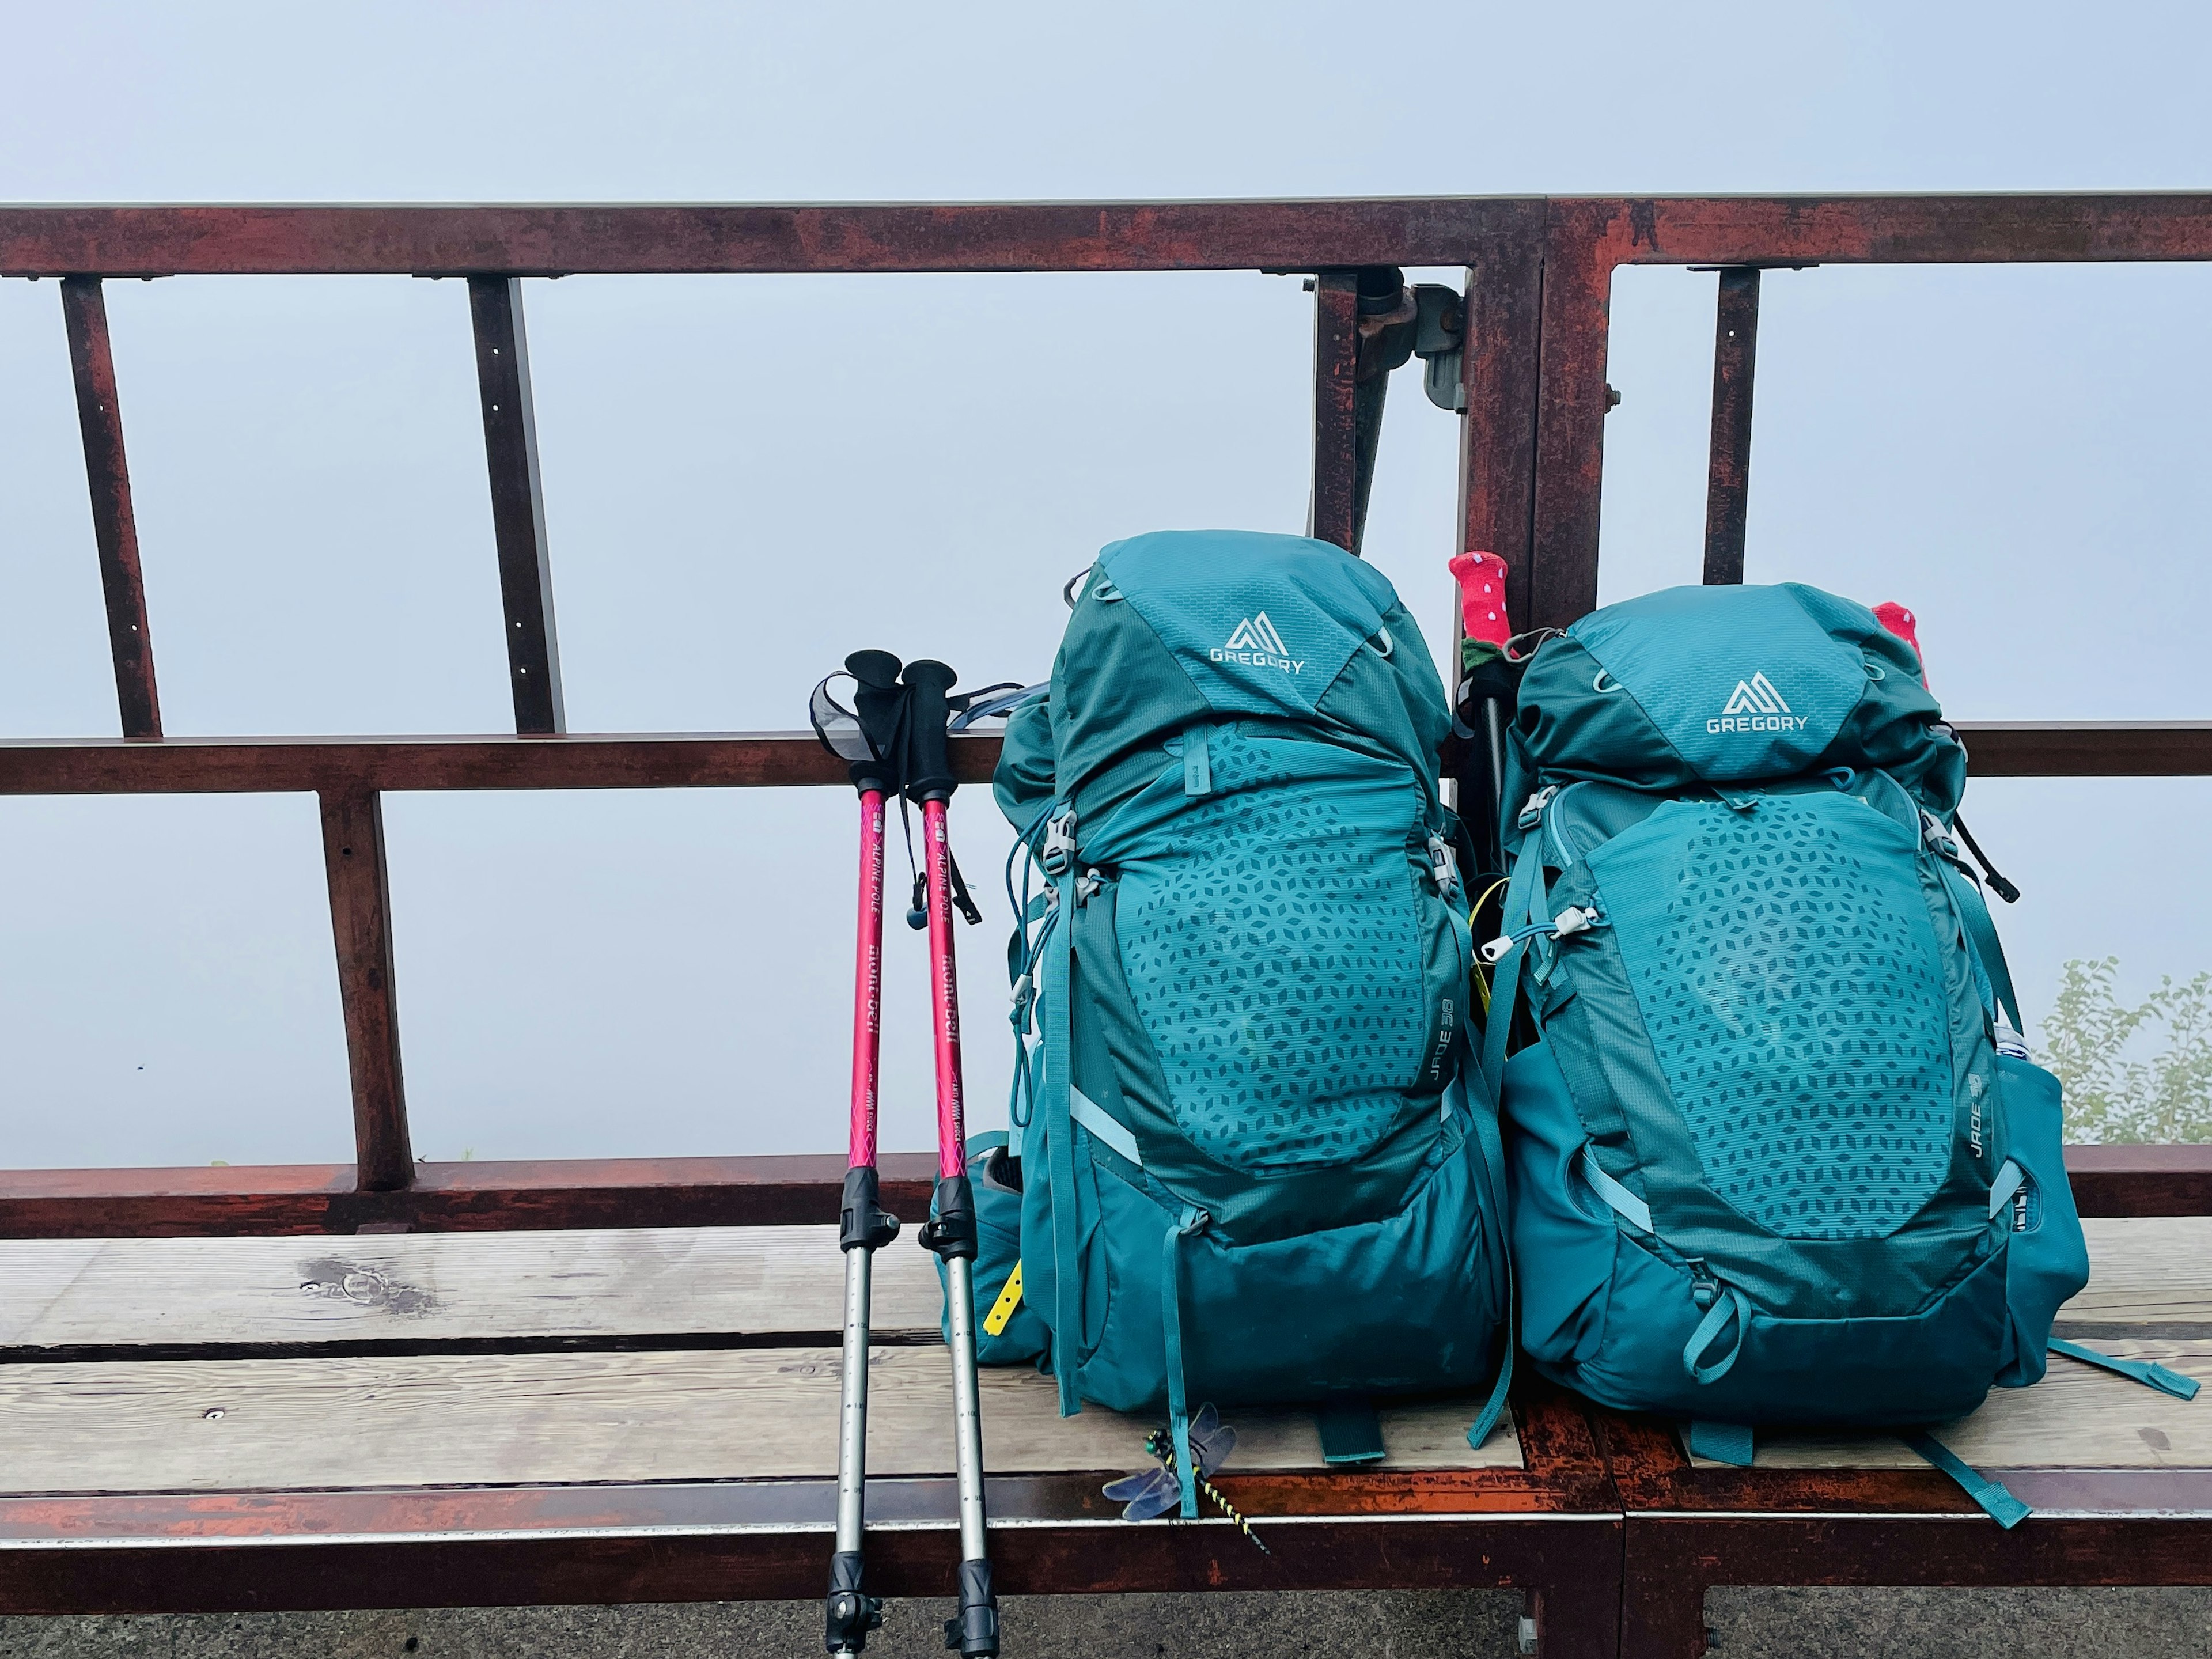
[1515,582,1966,810]
[1010,529,1448,820]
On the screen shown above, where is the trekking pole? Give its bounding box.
[810,651,907,1657]
[1450,551,1516,873]
[901,657,1001,1659]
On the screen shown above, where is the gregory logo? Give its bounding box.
[1709,671,1809,734]
[1212,612,1304,674]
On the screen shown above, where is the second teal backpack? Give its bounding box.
[983,529,1513,1513]
[1485,582,2194,1507]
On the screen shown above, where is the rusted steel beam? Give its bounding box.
[5,196,2209,280]
[2064,1142,2212,1216]
[1527,221,1615,631]
[1571,193,2212,271]
[1459,246,1545,631]
[1308,271,1361,552]
[1955,720,2212,775]
[0,199,1547,278]
[0,730,1004,794]
[0,725,2200,799]
[0,1153,941,1238]
[468,278,565,734]
[1701,268,1761,585]
[319,789,414,1191]
[58,276,162,739]
[0,1144,2199,1240]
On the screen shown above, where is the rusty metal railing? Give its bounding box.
[3,196,2209,1235]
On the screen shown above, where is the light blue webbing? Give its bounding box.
[1045,847,1081,1417]
[2048,1338,2202,1400]
[1904,1431,2031,1529]
[1161,1204,1207,1518]
[1936,857,2023,1031]
[1683,1285,1752,1385]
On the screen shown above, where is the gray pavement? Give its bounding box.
[4,1590,2210,1658]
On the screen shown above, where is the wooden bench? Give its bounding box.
[1,1160,2204,1658]
[0,1188,1623,1657]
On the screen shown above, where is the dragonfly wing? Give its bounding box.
[1103,1468,1179,1522]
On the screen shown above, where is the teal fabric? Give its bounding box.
[1514,583,1965,813]
[988,529,1508,1421]
[1905,1431,2032,1529]
[935,1132,1051,1366]
[1493,579,2086,1437]
[1687,1421,1755,1467]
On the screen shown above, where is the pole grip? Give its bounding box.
[901,658,959,801]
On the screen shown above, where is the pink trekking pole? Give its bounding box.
[899,657,1000,1659]
[809,651,906,1656]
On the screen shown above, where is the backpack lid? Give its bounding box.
[1514,582,1965,811]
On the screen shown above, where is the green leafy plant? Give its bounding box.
[2033,957,2212,1145]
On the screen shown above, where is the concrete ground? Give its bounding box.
[3,1589,2209,1658]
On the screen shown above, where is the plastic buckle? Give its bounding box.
[1427,833,1459,895]
[1516,786,1556,832]
[1075,868,1103,904]
[1041,811,1077,876]
[1479,934,1516,966]
[1552,906,1598,938]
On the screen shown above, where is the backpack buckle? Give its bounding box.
[1516,786,1557,831]
[1041,811,1077,876]
[1426,833,1460,896]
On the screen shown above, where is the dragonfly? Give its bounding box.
[1101,1402,1270,1555]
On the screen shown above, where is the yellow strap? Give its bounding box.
[982,1261,1025,1336]
[1469,877,1509,1017]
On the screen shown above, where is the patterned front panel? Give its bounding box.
[1115,726,1426,1172]
[1594,794,1955,1240]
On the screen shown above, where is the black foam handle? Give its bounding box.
[846,650,906,794]
[900,658,959,801]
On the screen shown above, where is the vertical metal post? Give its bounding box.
[1457,243,1546,641]
[59,277,162,740]
[468,277,566,734]
[1308,271,1361,553]
[319,787,414,1191]
[1702,267,1762,585]
[1527,218,1615,632]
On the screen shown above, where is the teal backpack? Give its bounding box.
[1486,582,2195,1516]
[976,529,1513,1512]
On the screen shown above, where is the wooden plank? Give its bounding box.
[1693,1340,2212,1471]
[0,1226,943,1350]
[9,1218,2199,1354]
[2070,1218,2212,1327]
[0,1349,1520,1495]
[317,788,412,1191]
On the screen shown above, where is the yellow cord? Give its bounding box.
[1468,877,1509,1017]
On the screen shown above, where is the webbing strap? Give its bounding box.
[1181,724,1211,797]
[1987,1158,2027,1221]
[1315,1396,1387,1465]
[1478,841,1548,1098]
[1070,1085,1142,1168]
[1904,1431,2031,1529]
[2048,1338,2203,1400]
[1044,853,1081,1417]
[1687,1421,1755,1467]
[1161,1204,1206,1519]
[1464,1272,1516,1452]
[1683,1286,1752,1385]
[1937,857,2023,1032]
[1579,1145,1653,1233]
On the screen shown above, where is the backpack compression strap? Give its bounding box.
[1041,809,1082,1419]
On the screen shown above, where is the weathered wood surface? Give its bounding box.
[0,1225,944,1349]
[1690,1340,2211,1471]
[5,1217,2199,1353]
[0,1349,1520,1495]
